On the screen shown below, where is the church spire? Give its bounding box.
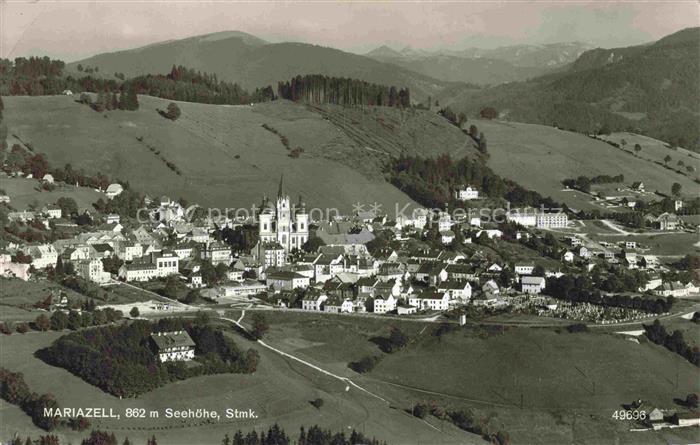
[277,173,284,198]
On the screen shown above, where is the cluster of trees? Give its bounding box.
[373,326,409,353]
[544,274,673,314]
[410,400,509,445]
[82,84,139,112]
[47,307,123,331]
[129,65,275,105]
[0,367,61,430]
[277,74,410,108]
[562,174,625,193]
[348,355,382,373]
[386,154,558,210]
[448,409,510,445]
[438,107,467,127]
[36,318,259,397]
[644,319,699,366]
[222,424,386,445]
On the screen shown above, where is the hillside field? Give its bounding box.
[259,311,700,445]
[3,95,476,213]
[472,119,700,210]
[0,322,479,445]
[0,177,105,213]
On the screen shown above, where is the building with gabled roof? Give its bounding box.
[150,331,195,363]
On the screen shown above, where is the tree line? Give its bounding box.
[644,319,699,366]
[277,74,410,108]
[10,423,387,445]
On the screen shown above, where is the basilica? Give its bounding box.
[258,176,309,253]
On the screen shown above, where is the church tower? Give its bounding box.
[275,174,292,248]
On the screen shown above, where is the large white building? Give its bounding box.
[258,176,309,253]
[118,251,179,282]
[506,209,568,229]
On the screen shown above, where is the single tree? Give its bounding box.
[129,307,140,318]
[671,182,682,197]
[165,102,181,120]
[35,314,50,331]
[664,154,672,165]
[634,143,642,153]
[251,313,269,340]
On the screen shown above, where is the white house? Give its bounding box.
[373,294,397,314]
[563,251,575,262]
[455,186,479,201]
[75,258,111,284]
[42,205,62,219]
[409,291,450,311]
[28,244,58,269]
[438,281,472,303]
[521,276,546,294]
[302,293,328,311]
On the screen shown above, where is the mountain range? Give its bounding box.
[365,42,592,85]
[66,31,448,101]
[440,27,700,150]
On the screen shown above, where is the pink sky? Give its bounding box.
[2,1,698,61]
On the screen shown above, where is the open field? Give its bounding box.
[470,119,700,211]
[0,322,479,445]
[3,96,475,213]
[255,311,700,444]
[0,177,106,213]
[0,278,87,323]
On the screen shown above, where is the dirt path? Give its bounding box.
[221,311,389,404]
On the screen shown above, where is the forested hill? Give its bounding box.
[442,27,700,151]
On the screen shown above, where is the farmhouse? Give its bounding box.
[150,331,195,363]
[521,276,546,294]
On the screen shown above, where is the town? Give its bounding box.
[1,170,697,325]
